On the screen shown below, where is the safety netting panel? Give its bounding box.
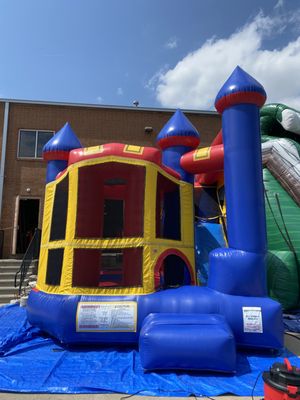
[156,172,181,240]
[72,247,143,288]
[45,248,64,286]
[49,175,69,241]
[76,162,145,239]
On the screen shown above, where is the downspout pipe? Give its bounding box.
[0,102,9,223]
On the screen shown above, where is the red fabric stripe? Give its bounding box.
[43,151,70,161]
[157,135,200,150]
[215,91,266,113]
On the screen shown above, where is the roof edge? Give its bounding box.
[0,98,218,116]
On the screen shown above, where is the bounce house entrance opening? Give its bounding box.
[103,199,124,238]
[162,255,191,289]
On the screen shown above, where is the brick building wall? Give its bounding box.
[0,100,221,257]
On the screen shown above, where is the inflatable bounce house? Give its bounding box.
[27,66,284,373]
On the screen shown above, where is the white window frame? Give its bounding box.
[17,129,54,159]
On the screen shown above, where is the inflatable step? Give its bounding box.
[139,313,236,372]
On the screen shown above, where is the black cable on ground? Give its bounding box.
[120,390,146,399]
[251,371,262,400]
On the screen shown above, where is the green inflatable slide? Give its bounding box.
[260,103,300,310]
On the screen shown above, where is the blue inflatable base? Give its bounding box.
[0,304,298,396]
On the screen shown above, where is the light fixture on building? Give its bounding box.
[133,100,139,107]
[144,127,153,134]
[26,187,31,193]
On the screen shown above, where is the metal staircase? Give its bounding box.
[0,259,36,304]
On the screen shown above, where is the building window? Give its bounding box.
[18,130,54,159]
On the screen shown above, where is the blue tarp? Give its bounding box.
[283,311,300,333]
[0,304,299,396]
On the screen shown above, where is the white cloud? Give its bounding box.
[150,12,300,110]
[145,64,169,90]
[275,0,284,10]
[165,37,178,49]
[117,87,123,96]
[96,96,103,103]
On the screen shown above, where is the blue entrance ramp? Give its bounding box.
[0,304,299,396]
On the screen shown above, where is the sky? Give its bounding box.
[0,0,300,110]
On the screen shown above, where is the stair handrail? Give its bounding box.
[14,228,41,295]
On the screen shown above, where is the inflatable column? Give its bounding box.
[43,122,82,183]
[208,66,268,296]
[156,109,200,183]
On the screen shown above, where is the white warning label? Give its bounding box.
[76,302,137,332]
[242,307,263,333]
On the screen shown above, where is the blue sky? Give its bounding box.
[0,0,300,110]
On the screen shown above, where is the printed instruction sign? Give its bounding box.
[76,302,137,332]
[242,306,263,333]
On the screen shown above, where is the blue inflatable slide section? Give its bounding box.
[195,222,226,284]
[0,304,299,396]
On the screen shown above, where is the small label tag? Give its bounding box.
[76,302,137,332]
[242,306,263,333]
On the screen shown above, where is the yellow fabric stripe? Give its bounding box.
[142,245,153,292]
[61,169,78,290]
[143,166,156,242]
[36,247,48,288]
[37,183,55,287]
[180,182,194,247]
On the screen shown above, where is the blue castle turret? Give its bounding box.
[156,109,200,182]
[43,122,82,183]
[208,66,268,297]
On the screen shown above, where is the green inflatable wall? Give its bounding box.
[264,169,300,310]
[261,103,300,310]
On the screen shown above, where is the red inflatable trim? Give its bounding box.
[215,91,266,113]
[43,150,70,161]
[157,135,200,150]
[181,144,224,174]
[68,143,180,179]
[154,249,195,289]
